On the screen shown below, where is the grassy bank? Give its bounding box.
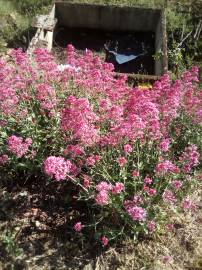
[0,0,52,53]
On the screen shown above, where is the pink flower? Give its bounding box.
[86,155,100,166]
[159,138,171,152]
[95,191,109,205]
[132,195,143,205]
[144,185,157,196]
[101,236,109,246]
[96,181,112,192]
[0,154,8,165]
[163,255,172,264]
[94,155,101,162]
[61,96,99,146]
[99,99,111,110]
[147,188,157,196]
[172,180,183,190]
[167,223,174,231]
[7,135,32,158]
[162,190,177,204]
[182,198,197,211]
[117,156,127,167]
[74,222,83,232]
[156,160,179,174]
[83,175,92,188]
[112,182,125,194]
[125,202,147,221]
[132,170,140,177]
[86,156,96,166]
[64,144,85,157]
[147,220,156,232]
[183,165,191,173]
[124,144,133,154]
[36,83,57,111]
[70,163,80,176]
[144,177,153,185]
[44,156,72,181]
[179,145,200,172]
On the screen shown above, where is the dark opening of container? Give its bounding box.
[54,2,167,76]
[54,27,155,74]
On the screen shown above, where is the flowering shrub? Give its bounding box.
[0,46,201,245]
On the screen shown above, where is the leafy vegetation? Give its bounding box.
[12,0,52,16]
[0,47,201,246]
[0,0,52,53]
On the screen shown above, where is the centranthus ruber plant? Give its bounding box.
[0,46,201,245]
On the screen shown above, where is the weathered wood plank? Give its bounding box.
[32,15,57,31]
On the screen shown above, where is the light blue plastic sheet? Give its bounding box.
[107,50,145,64]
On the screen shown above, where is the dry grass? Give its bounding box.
[59,0,166,8]
[90,189,202,270]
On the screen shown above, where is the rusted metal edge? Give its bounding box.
[116,73,160,81]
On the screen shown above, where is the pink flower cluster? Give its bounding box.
[182,66,202,124]
[144,177,153,185]
[172,180,183,190]
[162,190,177,204]
[62,45,202,146]
[64,144,85,157]
[182,197,197,211]
[61,96,99,145]
[124,196,146,221]
[156,160,180,174]
[95,181,125,205]
[11,48,28,65]
[147,220,156,232]
[112,182,125,194]
[101,236,109,246]
[144,185,157,196]
[179,144,200,172]
[143,177,157,197]
[0,86,19,115]
[132,170,140,177]
[117,156,127,167]
[159,138,171,152]
[44,156,72,181]
[34,48,57,73]
[124,144,133,154]
[74,222,84,232]
[86,155,100,166]
[7,135,32,158]
[0,154,8,165]
[95,190,109,205]
[83,175,92,188]
[36,83,57,111]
